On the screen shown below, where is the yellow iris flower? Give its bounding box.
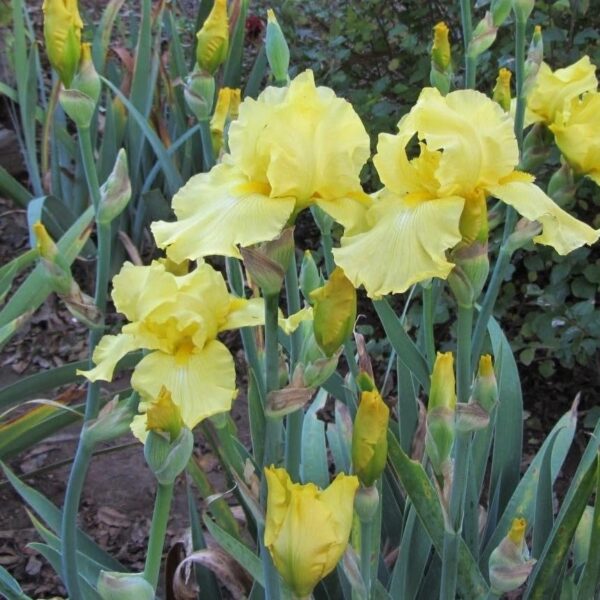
[79,260,264,430]
[42,0,84,87]
[525,56,597,126]
[334,87,599,298]
[152,70,370,262]
[264,467,359,597]
[550,92,600,185]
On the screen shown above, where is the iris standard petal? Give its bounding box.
[152,163,296,262]
[550,92,600,183]
[131,339,236,428]
[111,261,179,322]
[412,88,518,194]
[488,179,599,254]
[527,57,598,125]
[334,193,465,298]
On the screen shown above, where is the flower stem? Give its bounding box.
[262,291,282,599]
[226,257,266,401]
[198,119,215,171]
[439,304,473,600]
[422,285,436,370]
[471,246,511,370]
[143,482,175,590]
[471,14,527,363]
[61,128,112,599]
[284,254,304,481]
[360,518,373,598]
[459,0,475,87]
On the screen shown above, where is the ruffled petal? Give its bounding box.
[77,334,139,382]
[411,88,518,194]
[230,70,369,208]
[527,57,598,125]
[131,340,236,429]
[550,92,600,182]
[111,261,179,322]
[334,192,465,298]
[488,180,599,255]
[152,163,296,261]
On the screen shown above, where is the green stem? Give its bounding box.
[61,129,112,599]
[471,16,527,364]
[471,247,511,370]
[284,255,304,481]
[262,292,282,598]
[79,127,102,210]
[225,257,265,402]
[440,304,473,600]
[199,119,215,171]
[513,17,527,151]
[459,0,474,87]
[456,305,473,405]
[361,519,373,598]
[422,285,436,370]
[59,440,92,598]
[143,482,175,589]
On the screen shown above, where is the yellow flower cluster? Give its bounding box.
[334,87,598,297]
[152,70,370,261]
[526,56,600,184]
[80,260,264,434]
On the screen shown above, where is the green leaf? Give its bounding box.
[28,542,101,599]
[244,46,268,100]
[0,165,33,207]
[373,299,430,392]
[576,458,600,599]
[0,352,142,410]
[386,432,489,598]
[28,511,105,596]
[487,316,523,520]
[187,481,222,598]
[92,0,126,74]
[300,389,329,487]
[389,505,431,599]
[0,402,81,459]
[223,0,248,88]
[248,369,266,468]
[26,194,96,258]
[0,462,125,573]
[0,564,31,599]
[481,403,577,570]
[0,205,94,328]
[101,77,183,196]
[525,456,598,599]
[532,427,554,558]
[203,514,264,586]
[186,456,240,538]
